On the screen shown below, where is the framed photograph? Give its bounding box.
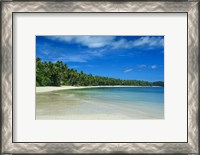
[1,1,199,154]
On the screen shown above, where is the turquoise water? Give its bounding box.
[36,87,164,120]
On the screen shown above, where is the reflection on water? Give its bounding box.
[36,87,164,120]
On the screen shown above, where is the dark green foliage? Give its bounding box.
[152,81,164,87]
[36,58,164,87]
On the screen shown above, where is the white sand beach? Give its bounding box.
[36,86,88,93]
[36,85,159,93]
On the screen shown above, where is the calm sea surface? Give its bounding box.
[36,87,164,120]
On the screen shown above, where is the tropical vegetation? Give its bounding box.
[36,58,164,87]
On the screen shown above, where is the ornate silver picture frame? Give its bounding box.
[1,1,199,154]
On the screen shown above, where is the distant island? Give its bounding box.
[36,58,164,87]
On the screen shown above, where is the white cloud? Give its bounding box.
[58,55,89,63]
[76,36,115,48]
[46,36,74,42]
[45,36,164,50]
[151,65,157,69]
[112,36,164,49]
[56,48,106,63]
[46,36,116,48]
[123,68,133,73]
[43,36,164,63]
[111,39,131,49]
[137,64,158,70]
[132,36,163,47]
[86,48,106,57]
[138,64,147,68]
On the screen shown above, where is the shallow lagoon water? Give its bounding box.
[36,87,164,120]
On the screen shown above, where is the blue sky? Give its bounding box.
[36,36,164,82]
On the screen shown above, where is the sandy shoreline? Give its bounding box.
[36,85,160,93]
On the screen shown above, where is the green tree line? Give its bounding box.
[36,58,164,87]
